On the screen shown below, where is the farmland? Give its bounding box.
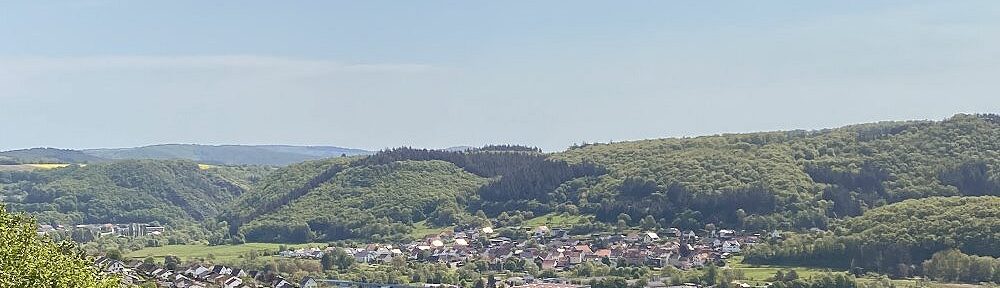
[0,163,76,171]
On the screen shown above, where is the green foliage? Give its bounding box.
[4,114,999,247]
[922,249,1000,283]
[0,206,119,287]
[321,248,355,271]
[202,164,275,190]
[224,157,353,228]
[240,160,487,242]
[2,160,243,225]
[551,114,1000,229]
[745,196,1000,277]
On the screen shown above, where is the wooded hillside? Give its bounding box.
[2,114,998,245]
[744,196,1000,276]
[1,160,243,225]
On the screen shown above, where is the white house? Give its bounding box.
[721,240,741,253]
[300,277,319,288]
[643,232,660,243]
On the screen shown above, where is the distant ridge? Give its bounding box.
[0,148,106,164]
[0,144,372,166]
[83,144,372,166]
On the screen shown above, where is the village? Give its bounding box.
[279,226,764,271]
[92,225,780,288]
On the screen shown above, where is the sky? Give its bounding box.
[1,1,998,152]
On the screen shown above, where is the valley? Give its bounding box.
[3,114,1000,288]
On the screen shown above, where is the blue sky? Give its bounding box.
[1,1,998,152]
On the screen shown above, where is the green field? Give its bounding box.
[524,213,588,227]
[725,256,834,284]
[125,242,328,262]
[410,220,454,239]
[725,256,979,288]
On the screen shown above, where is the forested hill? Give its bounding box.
[218,114,999,243]
[2,114,997,244]
[744,196,1000,275]
[551,113,999,230]
[225,146,603,242]
[0,160,245,225]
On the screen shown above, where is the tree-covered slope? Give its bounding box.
[2,114,997,245]
[549,114,1000,229]
[223,157,355,230]
[745,196,1000,275]
[0,207,119,287]
[1,160,244,225]
[239,160,488,243]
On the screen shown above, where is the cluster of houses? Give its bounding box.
[38,222,165,237]
[93,226,774,287]
[94,256,310,288]
[280,226,769,273]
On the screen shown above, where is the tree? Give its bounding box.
[322,248,355,271]
[735,209,747,228]
[704,263,719,286]
[164,255,181,271]
[0,207,119,287]
[539,269,558,278]
[773,270,785,282]
[105,248,122,261]
[640,215,657,230]
[784,270,799,281]
[524,259,539,276]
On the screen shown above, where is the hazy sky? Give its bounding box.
[2,1,998,152]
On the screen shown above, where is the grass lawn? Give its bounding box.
[724,255,840,285]
[725,256,972,288]
[524,213,588,227]
[410,220,454,239]
[125,242,328,262]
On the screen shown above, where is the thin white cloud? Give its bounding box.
[0,55,439,73]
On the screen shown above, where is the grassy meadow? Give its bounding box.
[409,220,454,239]
[524,212,588,227]
[125,242,328,262]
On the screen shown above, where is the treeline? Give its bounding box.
[473,145,542,153]
[744,196,1000,279]
[922,249,1000,283]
